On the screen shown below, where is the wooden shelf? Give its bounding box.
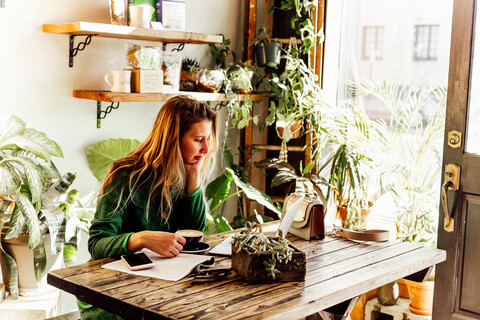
[73,90,266,102]
[43,22,223,44]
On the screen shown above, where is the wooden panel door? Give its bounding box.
[433,0,480,318]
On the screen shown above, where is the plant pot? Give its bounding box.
[397,278,410,299]
[254,41,281,67]
[180,70,198,91]
[405,279,435,316]
[196,69,224,93]
[276,119,304,140]
[338,201,373,229]
[231,70,254,94]
[231,240,306,283]
[377,281,399,305]
[0,232,61,296]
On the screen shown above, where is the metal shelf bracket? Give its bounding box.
[69,34,95,67]
[97,101,120,128]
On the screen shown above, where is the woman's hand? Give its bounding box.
[127,231,186,258]
[184,156,204,194]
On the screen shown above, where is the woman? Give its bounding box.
[80,95,217,319]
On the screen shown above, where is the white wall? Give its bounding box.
[0,0,243,313]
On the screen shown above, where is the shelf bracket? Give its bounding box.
[212,101,228,111]
[69,34,95,67]
[97,101,120,128]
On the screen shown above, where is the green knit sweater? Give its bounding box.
[88,172,207,261]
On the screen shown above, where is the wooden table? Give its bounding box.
[47,225,446,320]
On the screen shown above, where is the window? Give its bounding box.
[362,26,384,60]
[414,25,439,60]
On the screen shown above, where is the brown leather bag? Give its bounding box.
[282,194,325,240]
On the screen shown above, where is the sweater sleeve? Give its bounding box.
[169,187,207,233]
[88,187,133,260]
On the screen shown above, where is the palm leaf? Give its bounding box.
[271,170,297,187]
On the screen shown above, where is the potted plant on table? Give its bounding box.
[0,115,93,298]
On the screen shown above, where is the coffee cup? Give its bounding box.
[129,4,154,28]
[175,229,203,246]
[105,70,131,93]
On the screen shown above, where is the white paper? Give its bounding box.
[209,235,234,256]
[101,252,213,281]
[276,195,305,237]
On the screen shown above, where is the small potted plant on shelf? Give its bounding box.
[180,58,200,91]
[252,27,282,68]
[0,115,93,298]
[231,221,305,283]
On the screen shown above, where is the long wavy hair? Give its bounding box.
[99,95,217,221]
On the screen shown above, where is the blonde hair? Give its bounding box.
[99,95,217,221]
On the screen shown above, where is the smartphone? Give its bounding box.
[121,252,155,271]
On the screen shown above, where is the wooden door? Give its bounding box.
[433,0,480,318]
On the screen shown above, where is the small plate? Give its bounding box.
[181,242,210,254]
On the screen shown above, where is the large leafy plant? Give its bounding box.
[0,115,91,298]
[352,79,446,246]
[205,148,281,234]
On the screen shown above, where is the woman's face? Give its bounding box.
[180,120,212,165]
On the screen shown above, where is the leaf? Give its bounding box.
[0,115,25,143]
[271,170,296,187]
[0,162,21,195]
[223,148,234,168]
[16,156,45,204]
[86,138,141,182]
[226,167,282,218]
[5,204,26,239]
[213,214,233,233]
[32,237,47,282]
[0,135,53,160]
[23,129,63,158]
[13,150,61,179]
[63,244,78,267]
[303,161,316,175]
[39,207,66,254]
[205,173,233,212]
[255,158,295,172]
[14,192,41,249]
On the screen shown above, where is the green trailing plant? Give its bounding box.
[268,0,323,55]
[263,51,325,142]
[0,115,90,298]
[231,222,293,279]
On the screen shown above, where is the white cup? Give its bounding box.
[129,4,155,28]
[105,70,131,93]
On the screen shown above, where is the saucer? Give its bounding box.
[181,242,210,254]
[408,303,432,316]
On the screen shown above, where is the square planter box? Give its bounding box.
[231,240,306,283]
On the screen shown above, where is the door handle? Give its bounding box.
[441,163,460,232]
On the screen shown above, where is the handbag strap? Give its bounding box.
[339,229,390,242]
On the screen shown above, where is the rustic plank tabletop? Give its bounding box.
[47,223,446,320]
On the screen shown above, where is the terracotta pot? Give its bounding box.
[405,279,435,316]
[338,201,372,229]
[276,119,304,140]
[397,278,410,299]
[0,232,61,296]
